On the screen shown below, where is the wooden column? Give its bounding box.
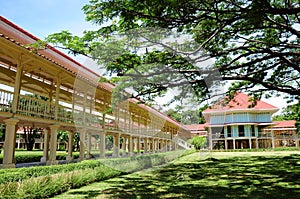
[128,136,134,156]
[233,139,236,150]
[11,55,23,114]
[152,138,156,153]
[208,127,213,150]
[122,136,127,156]
[249,138,252,149]
[66,131,74,161]
[137,136,141,154]
[86,132,92,159]
[113,133,120,157]
[2,118,19,168]
[271,131,275,149]
[99,132,106,158]
[79,129,86,161]
[144,137,148,154]
[41,127,50,162]
[47,124,60,165]
[54,77,61,120]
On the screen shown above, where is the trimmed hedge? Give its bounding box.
[211,147,300,152]
[0,150,191,198]
[0,151,80,164]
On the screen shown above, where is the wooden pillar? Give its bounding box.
[54,78,61,120]
[208,127,213,150]
[134,137,138,151]
[66,131,74,161]
[11,56,23,114]
[41,127,50,162]
[233,139,236,150]
[152,138,156,153]
[99,132,106,158]
[47,124,60,165]
[144,137,148,154]
[122,136,127,156]
[164,140,168,152]
[271,131,275,149]
[2,118,19,168]
[249,138,252,149]
[161,139,164,152]
[79,129,86,161]
[86,132,92,159]
[128,136,134,156]
[113,133,120,157]
[137,136,141,154]
[224,139,228,150]
[157,139,160,152]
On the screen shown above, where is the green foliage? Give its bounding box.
[165,104,208,124]
[0,151,80,164]
[0,151,188,198]
[189,136,206,150]
[44,0,299,105]
[56,151,300,199]
[273,101,300,133]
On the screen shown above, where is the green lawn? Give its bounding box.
[54,151,300,199]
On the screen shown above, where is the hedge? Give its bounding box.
[0,150,192,198]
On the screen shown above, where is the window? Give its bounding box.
[227,126,232,137]
[251,125,256,137]
[238,125,245,137]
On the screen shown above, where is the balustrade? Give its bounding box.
[0,90,179,140]
[17,95,52,118]
[0,89,13,112]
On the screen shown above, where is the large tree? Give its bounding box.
[45,0,300,104]
[272,101,300,133]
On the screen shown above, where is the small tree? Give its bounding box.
[190,136,206,150]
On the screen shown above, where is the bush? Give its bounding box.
[0,150,192,198]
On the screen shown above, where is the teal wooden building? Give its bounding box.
[202,93,279,150]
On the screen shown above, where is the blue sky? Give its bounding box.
[0,0,288,110]
[0,0,92,39]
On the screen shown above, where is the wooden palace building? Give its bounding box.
[202,93,299,150]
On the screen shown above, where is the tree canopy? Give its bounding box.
[272,102,300,133]
[45,0,300,104]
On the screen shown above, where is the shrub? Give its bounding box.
[0,150,191,198]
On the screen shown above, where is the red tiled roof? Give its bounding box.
[203,92,278,113]
[273,120,296,128]
[0,16,195,131]
[185,124,207,131]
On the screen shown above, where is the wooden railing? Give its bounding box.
[17,95,52,118]
[0,90,180,139]
[173,137,192,149]
[0,88,13,112]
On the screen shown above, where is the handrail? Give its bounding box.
[0,89,13,112]
[0,91,176,139]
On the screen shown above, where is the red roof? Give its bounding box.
[203,92,278,113]
[0,16,188,130]
[185,124,207,131]
[273,120,296,128]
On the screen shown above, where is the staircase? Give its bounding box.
[173,137,192,149]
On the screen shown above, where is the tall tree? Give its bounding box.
[45,0,300,104]
[272,101,300,133]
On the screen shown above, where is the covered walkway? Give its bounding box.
[0,16,191,168]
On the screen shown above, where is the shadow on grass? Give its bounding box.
[67,154,300,199]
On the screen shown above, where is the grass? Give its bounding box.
[54,151,300,199]
[0,150,189,198]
